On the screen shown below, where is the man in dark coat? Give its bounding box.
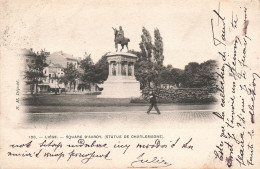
[146,92,161,114]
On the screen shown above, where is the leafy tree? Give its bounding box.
[80,52,109,87]
[181,60,217,88]
[64,63,79,91]
[166,64,173,70]
[134,27,165,90]
[157,67,184,87]
[80,52,94,72]
[94,53,109,83]
[134,61,154,89]
[182,62,201,88]
[134,61,163,89]
[153,28,164,65]
[139,27,153,61]
[199,60,218,87]
[24,49,49,95]
[59,76,69,93]
[79,53,95,85]
[170,68,184,87]
[157,67,171,85]
[128,50,142,62]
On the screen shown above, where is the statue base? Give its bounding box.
[98,76,141,98]
[98,52,141,98]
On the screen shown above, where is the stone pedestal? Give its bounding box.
[98,52,141,98]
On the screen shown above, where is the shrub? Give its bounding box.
[131,87,218,104]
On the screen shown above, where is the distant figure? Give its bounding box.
[146,92,161,114]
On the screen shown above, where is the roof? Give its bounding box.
[66,57,78,61]
[51,51,78,61]
[48,63,63,68]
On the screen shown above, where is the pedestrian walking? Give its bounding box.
[146,92,161,115]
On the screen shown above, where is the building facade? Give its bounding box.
[22,49,100,94]
[39,63,65,92]
[45,51,80,92]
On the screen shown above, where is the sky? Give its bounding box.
[2,0,221,69]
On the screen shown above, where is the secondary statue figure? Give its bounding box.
[112,26,130,52]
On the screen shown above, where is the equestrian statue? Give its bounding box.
[112,26,130,52]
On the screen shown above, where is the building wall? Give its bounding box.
[23,49,83,93]
[44,51,80,92]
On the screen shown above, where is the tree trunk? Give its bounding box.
[36,81,39,95]
[34,83,37,95]
[32,83,38,104]
[30,84,34,95]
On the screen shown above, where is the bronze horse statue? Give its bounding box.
[112,27,130,52]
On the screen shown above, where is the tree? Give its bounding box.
[158,67,171,85]
[135,27,165,90]
[134,61,163,89]
[59,76,69,93]
[80,52,94,72]
[134,61,153,89]
[199,60,218,87]
[170,68,184,87]
[153,28,164,65]
[80,53,95,84]
[157,66,184,87]
[63,63,79,91]
[182,62,201,88]
[24,49,49,95]
[128,50,142,62]
[94,53,109,83]
[181,60,217,88]
[139,27,153,61]
[166,64,173,70]
[79,53,108,87]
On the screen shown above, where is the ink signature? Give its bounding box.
[129,153,172,168]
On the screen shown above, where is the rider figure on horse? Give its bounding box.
[118,26,124,41]
[112,26,130,52]
[113,26,124,43]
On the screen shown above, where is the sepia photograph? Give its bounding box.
[21,25,218,127]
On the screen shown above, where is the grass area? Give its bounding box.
[23,94,217,106]
[23,94,134,106]
[23,94,216,113]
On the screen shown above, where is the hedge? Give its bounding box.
[130,87,217,104]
